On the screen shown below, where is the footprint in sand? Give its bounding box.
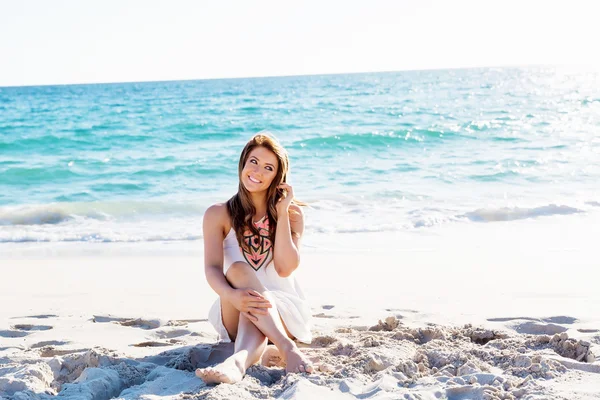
[0,345,26,351]
[0,324,53,337]
[132,341,174,348]
[385,308,418,314]
[153,329,192,339]
[39,347,88,357]
[10,314,58,320]
[512,321,567,335]
[31,340,70,349]
[487,316,577,335]
[487,315,578,324]
[12,324,53,331]
[0,329,31,338]
[166,319,207,326]
[93,315,208,330]
[313,313,335,319]
[487,316,539,322]
[542,316,578,324]
[93,315,162,329]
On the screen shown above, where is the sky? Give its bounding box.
[0,0,598,87]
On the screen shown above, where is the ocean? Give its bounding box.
[1,67,599,244]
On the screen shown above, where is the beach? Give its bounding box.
[2,210,599,399]
[1,67,600,398]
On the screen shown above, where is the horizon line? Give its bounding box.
[0,63,566,89]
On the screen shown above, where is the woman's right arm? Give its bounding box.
[203,204,236,299]
[203,203,272,319]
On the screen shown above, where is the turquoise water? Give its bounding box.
[1,67,599,242]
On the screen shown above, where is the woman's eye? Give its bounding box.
[250,159,257,164]
[265,166,273,171]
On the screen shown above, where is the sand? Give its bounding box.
[1,212,599,399]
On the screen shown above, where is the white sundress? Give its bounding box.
[208,216,312,344]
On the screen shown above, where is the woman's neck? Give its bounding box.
[249,192,268,219]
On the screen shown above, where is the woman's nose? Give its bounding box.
[251,165,262,176]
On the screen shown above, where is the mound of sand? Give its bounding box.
[1,316,599,399]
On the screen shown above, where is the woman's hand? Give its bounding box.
[276,182,294,215]
[228,288,272,322]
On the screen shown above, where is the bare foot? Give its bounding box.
[195,355,245,384]
[261,345,286,367]
[284,346,314,374]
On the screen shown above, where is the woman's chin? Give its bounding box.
[242,184,265,193]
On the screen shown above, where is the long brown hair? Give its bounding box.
[226,133,294,250]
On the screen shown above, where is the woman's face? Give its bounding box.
[241,146,279,193]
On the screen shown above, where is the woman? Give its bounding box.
[196,133,313,384]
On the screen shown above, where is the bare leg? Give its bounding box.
[196,313,267,384]
[224,262,313,374]
[196,262,312,384]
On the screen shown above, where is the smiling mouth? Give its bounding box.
[248,176,262,184]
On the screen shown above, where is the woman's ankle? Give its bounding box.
[274,337,296,354]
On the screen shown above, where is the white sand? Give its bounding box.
[1,212,599,399]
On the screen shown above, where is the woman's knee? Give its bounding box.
[226,261,256,287]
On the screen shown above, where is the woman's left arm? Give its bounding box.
[273,183,304,277]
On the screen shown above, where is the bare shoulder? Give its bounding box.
[203,203,230,230]
[204,203,229,218]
